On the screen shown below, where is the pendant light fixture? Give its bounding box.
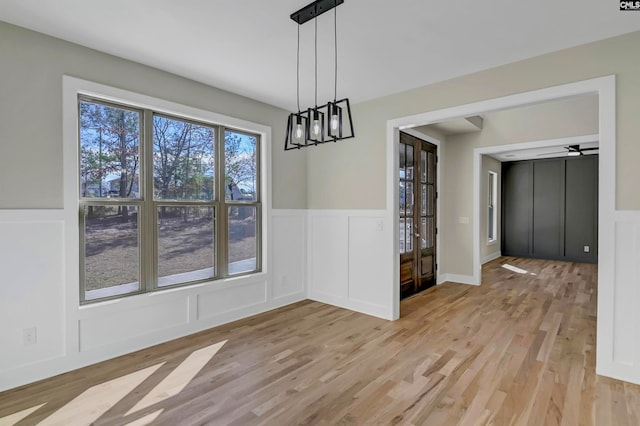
[285,0,355,150]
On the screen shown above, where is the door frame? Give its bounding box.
[386,75,615,377]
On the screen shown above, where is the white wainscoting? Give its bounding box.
[4,207,640,390]
[272,211,307,300]
[0,209,307,392]
[597,211,640,384]
[0,211,66,375]
[307,210,393,320]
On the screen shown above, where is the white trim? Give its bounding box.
[387,75,617,379]
[308,290,391,320]
[63,75,272,293]
[481,251,502,265]
[439,274,476,285]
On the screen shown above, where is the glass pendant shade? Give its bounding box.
[294,115,305,142]
[330,114,339,130]
[306,107,325,143]
[285,113,308,149]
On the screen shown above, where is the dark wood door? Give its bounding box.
[399,132,437,299]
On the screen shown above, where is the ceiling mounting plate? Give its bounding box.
[290,0,345,25]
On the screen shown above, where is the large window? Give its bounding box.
[488,171,498,243]
[79,97,260,303]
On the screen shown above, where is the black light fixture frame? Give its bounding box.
[285,0,355,151]
[290,0,345,25]
[285,98,354,150]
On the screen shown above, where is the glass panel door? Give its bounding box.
[399,132,437,300]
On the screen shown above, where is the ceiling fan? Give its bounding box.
[538,144,599,157]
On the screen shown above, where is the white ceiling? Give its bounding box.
[1,1,639,111]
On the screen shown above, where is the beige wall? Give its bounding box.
[307,30,638,276]
[307,30,640,211]
[442,96,598,274]
[0,21,306,209]
[472,95,598,147]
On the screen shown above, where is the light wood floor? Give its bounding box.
[2,257,640,425]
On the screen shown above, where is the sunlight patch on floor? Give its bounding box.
[0,403,46,426]
[38,363,165,426]
[126,340,227,415]
[502,263,536,275]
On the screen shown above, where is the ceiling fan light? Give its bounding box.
[567,151,580,157]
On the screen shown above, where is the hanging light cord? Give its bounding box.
[334,5,338,102]
[296,24,301,113]
[314,16,318,108]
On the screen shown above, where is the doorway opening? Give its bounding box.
[386,75,615,378]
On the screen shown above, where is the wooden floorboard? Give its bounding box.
[1,257,639,425]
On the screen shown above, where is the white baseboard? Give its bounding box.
[481,251,502,264]
[308,291,393,320]
[440,274,478,286]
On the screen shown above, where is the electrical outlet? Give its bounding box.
[584,245,590,253]
[23,327,37,346]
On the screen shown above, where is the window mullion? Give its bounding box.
[217,126,228,277]
[143,109,156,291]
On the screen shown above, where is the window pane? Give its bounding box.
[399,181,406,217]
[488,173,495,205]
[399,143,406,179]
[84,205,140,300]
[153,115,215,200]
[399,218,406,254]
[427,152,435,184]
[80,101,141,199]
[421,217,427,249]
[406,145,414,180]
[426,217,434,249]
[228,206,257,274]
[158,206,215,287]
[406,217,413,252]
[421,150,427,183]
[225,130,257,201]
[406,182,414,214]
[488,205,495,240]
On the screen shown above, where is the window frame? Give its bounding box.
[77,94,264,305]
[488,170,498,244]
